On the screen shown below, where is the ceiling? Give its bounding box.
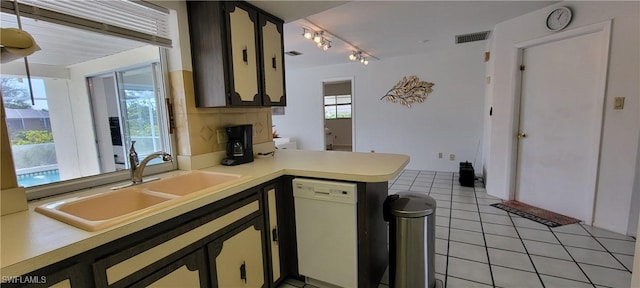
[1,1,554,70]
[271,1,555,70]
[1,12,146,67]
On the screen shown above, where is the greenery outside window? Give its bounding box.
[324,95,352,119]
[2,78,59,187]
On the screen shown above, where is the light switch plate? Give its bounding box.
[614,97,625,109]
[449,154,455,161]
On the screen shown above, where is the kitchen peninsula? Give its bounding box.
[1,149,408,287]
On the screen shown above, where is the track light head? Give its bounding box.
[313,32,322,43]
[322,41,331,51]
[303,28,312,39]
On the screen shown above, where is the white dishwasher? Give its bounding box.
[293,178,358,288]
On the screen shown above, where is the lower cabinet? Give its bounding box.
[9,178,293,288]
[208,218,265,287]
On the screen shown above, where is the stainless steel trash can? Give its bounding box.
[383,192,437,288]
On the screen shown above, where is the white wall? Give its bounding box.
[485,1,640,235]
[274,41,486,171]
[630,133,640,236]
[42,79,77,181]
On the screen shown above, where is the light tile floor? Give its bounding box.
[279,170,636,288]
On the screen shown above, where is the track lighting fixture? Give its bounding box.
[349,50,368,65]
[301,28,331,52]
[301,21,377,65]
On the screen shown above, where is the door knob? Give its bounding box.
[517,132,527,139]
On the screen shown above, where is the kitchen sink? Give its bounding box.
[35,171,248,231]
[35,188,176,231]
[139,171,246,197]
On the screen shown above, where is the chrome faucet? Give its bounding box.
[129,141,172,185]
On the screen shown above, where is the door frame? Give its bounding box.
[508,20,611,224]
[321,76,356,151]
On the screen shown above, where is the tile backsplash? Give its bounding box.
[169,70,272,157]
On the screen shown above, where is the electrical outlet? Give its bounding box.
[216,129,227,144]
[449,154,455,161]
[438,152,443,159]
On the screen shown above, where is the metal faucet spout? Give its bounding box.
[126,141,172,185]
[131,151,173,184]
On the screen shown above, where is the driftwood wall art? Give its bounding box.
[380,75,434,108]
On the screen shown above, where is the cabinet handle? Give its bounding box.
[240,261,247,283]
[272,55,276,69]
[242,47,248,64]
[272,227,278,244]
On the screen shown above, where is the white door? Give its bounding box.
[516,29,608,222]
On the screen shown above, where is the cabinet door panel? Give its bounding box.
[212,224,264,288]
[228,4,259,103]
[261,18,285,106]
[266,187,281,282]
[132,248,209,288]
[146,266,200,288]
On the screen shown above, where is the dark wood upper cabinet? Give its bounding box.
[187,1,286,108]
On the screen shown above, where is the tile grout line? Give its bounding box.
[471,182,496,288]
[446,274,498,287]
[445,225,636,267]
[434,172,453,288]
[577,223,633,273]
[441,235,632,272]
[504,211,547,287]
[546,226,597,287]
[444,254,597,286]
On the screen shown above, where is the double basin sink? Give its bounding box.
[35,171,248,231]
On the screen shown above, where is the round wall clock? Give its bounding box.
[546,7,573,31]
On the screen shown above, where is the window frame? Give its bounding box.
[324,94,352,120]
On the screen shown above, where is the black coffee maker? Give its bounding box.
[221,124,254,166]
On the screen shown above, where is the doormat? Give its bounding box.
[490,200,580,227]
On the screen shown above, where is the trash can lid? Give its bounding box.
[389,192,436,218]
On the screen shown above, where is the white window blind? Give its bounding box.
[1,0,172,47]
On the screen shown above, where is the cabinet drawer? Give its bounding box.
[93,195,260,287]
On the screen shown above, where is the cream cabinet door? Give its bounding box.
[213,224,264,287]
[228,3,259,103]
[261,17,284,105]
[265,187,281,283]
[146,266,202,288]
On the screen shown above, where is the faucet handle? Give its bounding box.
[129,141,139,166]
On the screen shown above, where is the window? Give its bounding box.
[324,95,352,119]
[1,3,175,199]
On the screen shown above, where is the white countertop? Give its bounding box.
[1,150,408,277]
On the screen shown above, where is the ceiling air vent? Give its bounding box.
[285,50,303,56]
[455,31,491,44]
